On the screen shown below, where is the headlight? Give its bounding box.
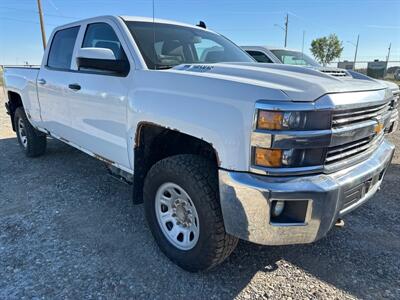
[254,147,326,168]
[253,107,331,170]
[257,111,283,130]
[257,110,331,130]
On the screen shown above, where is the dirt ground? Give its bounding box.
[1,90,400,299]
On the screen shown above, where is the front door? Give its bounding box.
[65,21,132,169]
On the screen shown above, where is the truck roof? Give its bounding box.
[242,45,301,52]
[53,15,210,33]
[120,16,209,31]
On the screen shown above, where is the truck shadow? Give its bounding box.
[1,136,399,299]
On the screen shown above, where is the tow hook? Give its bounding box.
[335,218,345,228]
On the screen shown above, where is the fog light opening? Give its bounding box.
[270,200,309,224]
[271,200,285,217]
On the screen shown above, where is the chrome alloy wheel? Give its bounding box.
[155,182,200,250]
[17,118,28,148]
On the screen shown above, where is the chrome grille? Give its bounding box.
[326,133,384,165]
[332,102,390,127]
[392,90,399,109]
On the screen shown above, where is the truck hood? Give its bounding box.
[309,66,399,92]
[376,79,399,93]
[173,62,387,101]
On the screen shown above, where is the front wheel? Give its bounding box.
[143,155,238,272]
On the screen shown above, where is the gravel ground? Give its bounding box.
[1,90,400,300]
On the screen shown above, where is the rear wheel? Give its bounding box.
[143,154,238,272]
[14,107,47,157]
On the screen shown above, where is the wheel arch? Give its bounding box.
[6,91,23,131]
[132,122,220,204]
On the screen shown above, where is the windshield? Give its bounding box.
[270,49,320,67]
[125,21,254,69]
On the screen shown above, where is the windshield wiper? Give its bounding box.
[154,64,176,70]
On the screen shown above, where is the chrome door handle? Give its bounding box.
[37,78,46,85]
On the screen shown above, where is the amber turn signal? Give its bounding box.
[257,111,283,130]
[254,147,282,167]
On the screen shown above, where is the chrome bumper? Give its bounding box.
[219,139,395,245]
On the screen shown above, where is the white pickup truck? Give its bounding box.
[3,16,398,272]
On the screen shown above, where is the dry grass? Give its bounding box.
[384,78,400,86]
[384,73,400,87]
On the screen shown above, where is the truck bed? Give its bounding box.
[3,66,41,123]
[4,66,40,93]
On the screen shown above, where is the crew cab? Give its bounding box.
[3,16,398,272]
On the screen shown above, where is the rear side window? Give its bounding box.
[246,50,273,63]
[47,26,80,70]
[82,23,126,60]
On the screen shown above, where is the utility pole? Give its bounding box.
[274,13,289,48]
[386,42,391,75]
[301,30,305,55]
[386,42,392,63]
[284,13,288,48]
[353,34,359,71]
[37,0,47,49]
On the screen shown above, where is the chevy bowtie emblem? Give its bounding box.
[374,122,384,134]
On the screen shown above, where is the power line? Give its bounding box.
[0,6,78,20]
[1,16,58,26]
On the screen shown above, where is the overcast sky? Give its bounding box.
[1,0,399,65]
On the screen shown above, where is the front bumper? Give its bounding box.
[219,139,395,245]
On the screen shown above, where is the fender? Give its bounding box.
[126,69,290,172]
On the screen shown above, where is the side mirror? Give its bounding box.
[76,48,129,75]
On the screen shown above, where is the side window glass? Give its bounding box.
[281,55,307,65]
[246,50,273,63]
[82,23,127,60]
[47,26,80,70]
[194,39,223,62]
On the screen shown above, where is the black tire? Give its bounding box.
[143,154,238,272]
[14,107,47,157]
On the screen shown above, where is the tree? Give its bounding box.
[310,34,343,66]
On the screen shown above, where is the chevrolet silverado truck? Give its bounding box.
[3,16,398,272]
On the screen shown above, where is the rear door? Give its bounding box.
[37,26,80,137]
[65,21,133,169]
